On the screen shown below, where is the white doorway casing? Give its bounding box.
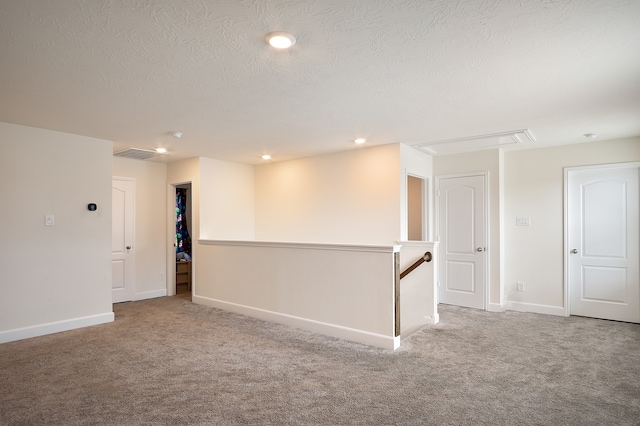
[436,174,487,309]
[407,174,427,241]
[168,180,194,297]
[112,177,135,303]
[565,163,640,323]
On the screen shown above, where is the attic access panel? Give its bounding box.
[417,130,535,155]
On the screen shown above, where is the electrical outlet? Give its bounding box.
[516,217,531,226]
[517,282,524,292]
[45,215,55,226]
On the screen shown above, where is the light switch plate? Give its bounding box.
[516,217,530,226]
[45,215,55,226]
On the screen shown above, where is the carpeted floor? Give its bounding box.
[1,296,639,425]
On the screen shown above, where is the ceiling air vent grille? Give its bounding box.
[417,129,536,156]
[113,148,160,160]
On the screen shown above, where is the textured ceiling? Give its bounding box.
[0,0,639,164]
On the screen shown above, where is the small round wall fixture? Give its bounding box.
[156,147,167,154]
[87,203,97,211]
[169,131,182,139]
[261,154,272,160]
[354,138,366,144]
[265,31,296,49]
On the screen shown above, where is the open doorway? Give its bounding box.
[175,183,192,301]
[407,174,427,241]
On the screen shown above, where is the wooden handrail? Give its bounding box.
[400,251,432,279]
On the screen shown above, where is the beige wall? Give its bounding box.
[7,119,634,345]
[199,157,255,240]
[504,137,640,312]
[167,157,255,296]
[433,138,640,315]
[407,176,423,240]
[112,157,167,299]
[0,122,113,342]
[196,240,401,349]
[255,144,402,244]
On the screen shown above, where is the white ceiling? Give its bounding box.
[1,0,638,164]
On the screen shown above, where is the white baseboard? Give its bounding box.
[401,314,439,339]
[488,303,504,312]
[192,295,400,350]
[134,289,167,301]
[505,301,567,317]
[0,312,114,344]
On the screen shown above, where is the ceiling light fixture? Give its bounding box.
[169,131,182,139]
[584,133,598,140]
[265,32,296,49]
[155,147,167,154]
[354,138,366,144]
[261,154,271,160]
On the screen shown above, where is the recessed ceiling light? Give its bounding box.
[155,147,167,154]
[584,133,598,140]
[169,131,182,139]
[354,138,366,144]
[265,32,296,49]
[261,154,271,160]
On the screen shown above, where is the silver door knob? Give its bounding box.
[477,247,484,252]
[571,249,578,254]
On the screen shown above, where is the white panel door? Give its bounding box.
[437,175,486,309]
[112,177,135,303]
[568,166,639,322]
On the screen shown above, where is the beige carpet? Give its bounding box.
[1,296,639,425]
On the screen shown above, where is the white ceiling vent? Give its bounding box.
[113,148,160,160]
[417,129,535,155]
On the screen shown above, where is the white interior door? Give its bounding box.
[437,175,486,309]
[112,177,135,303]
[568,165,639,323]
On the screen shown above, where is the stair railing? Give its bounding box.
[400,251,432,279]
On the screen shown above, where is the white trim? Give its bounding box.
[487,303,504,312]
[505,301,567,317]
[192,295,400,350]
[406,172,430,241]
[0,312,114,344]
[564,161,640,173]
[400,314,439,340]
[563,161,640,318]
[395,240,438,248]
[199,239,402,253]
[134,289,167,301]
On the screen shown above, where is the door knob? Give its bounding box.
[126,246,132,250]
[571,249,578,254]
[477,247,484,252]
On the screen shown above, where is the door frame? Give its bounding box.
[406,172,430,241]
[435,171,489,309]
[563,161,640,317]
[167,180,193,297]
